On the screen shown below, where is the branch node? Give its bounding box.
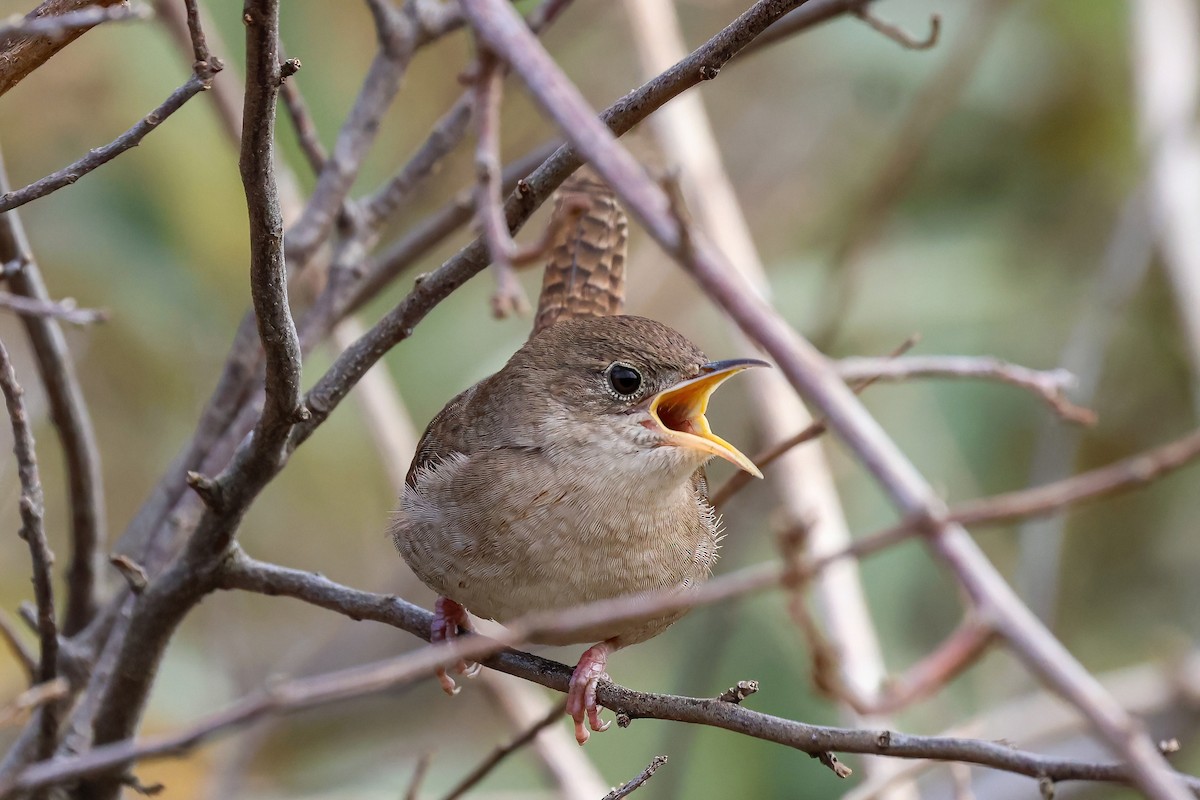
[280,57,302,82]
[109,555,149,594]
[185,470,224,510]
[698,64,720,80]
[810,751,852,779]
[876,729,893,749]
[602,754,667,800]
[1038,775,1056,799]
[616,712,631,729]
[716,679,760,704]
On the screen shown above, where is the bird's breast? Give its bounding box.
[392,449,719,644]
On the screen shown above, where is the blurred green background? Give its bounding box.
[1,0,1198,797]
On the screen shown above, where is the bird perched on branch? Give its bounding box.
[391,169,764,744]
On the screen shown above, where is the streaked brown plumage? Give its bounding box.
[391,171,763,744]
[532,169,627,336]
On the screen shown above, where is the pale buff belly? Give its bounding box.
[393,452,719,646]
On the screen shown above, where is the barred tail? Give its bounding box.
[531,168,628,337]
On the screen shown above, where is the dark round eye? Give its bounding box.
[606,363,643,397]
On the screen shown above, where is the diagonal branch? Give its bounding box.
[0,0,128,96]
[9,553,1199,797]
[0,3,151,40]
[0,72,216,213]
[455,0,1192,796]
[0,291,108,325]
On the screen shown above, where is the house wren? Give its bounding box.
[390,174,765,744]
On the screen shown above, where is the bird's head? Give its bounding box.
[490,315,766,485]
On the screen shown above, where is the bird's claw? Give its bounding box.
[567,642,614,745]
[431,597,479,696]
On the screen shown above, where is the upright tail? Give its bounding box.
[531,167,628,338]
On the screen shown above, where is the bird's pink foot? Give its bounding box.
[431,596,479,695]
[567,641,615,745]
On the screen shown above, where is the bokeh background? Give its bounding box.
[1,0,1198,797]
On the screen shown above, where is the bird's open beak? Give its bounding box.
[648,358,769,478]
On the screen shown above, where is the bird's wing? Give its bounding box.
[404,385,476,489]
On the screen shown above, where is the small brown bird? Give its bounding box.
[391,313,764,743]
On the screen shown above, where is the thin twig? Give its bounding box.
[809,0,1015,349]
[439,700,567,800]
[710,335,918,507]
[0,0,129,96]
[0,610,35,683]
[0,336,59,763]
[950,427,1200,527]
[0,4,152,40]
[278,61,327,175]
[402,752,432,800]
[0,148,106,637]
[0,74,212,213]
[457,1,1191,795]
[473,50,535,316]
[1015,187,1155,621]
[602,755,668,800]
[805,426,1200,576]
[283,0,462,269]
[0,679,69,728]
[835,356,1096,425]
[852,7,940,50]
[0,291,108,325]
[180,0,218,76]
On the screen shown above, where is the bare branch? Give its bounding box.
[0,74,213,213]
[0,0,128,96]
[834,355,1096,425]
[710,336,918,507]
[810,0,1015,349]
[402,753,431,800]
[0,679,69,728]
[278,60,328,176]
[853,8,940,50]
[180,0,218,76]
[283,0,462,268]
[0,335,59,762]
[439,700,566,800]
[0,610,35,682]
[0,3,151,40]
[602,755,668,800]
[457,0,1191,795]
[951,427,1200,527]
[0,291,108,325]
[472,50,538,316]
[238,0,303,459]
[743,0,874,55]
[0,149,106,637]
[8,550,1197,797]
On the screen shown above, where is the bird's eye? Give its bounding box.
[606,363,643,397]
